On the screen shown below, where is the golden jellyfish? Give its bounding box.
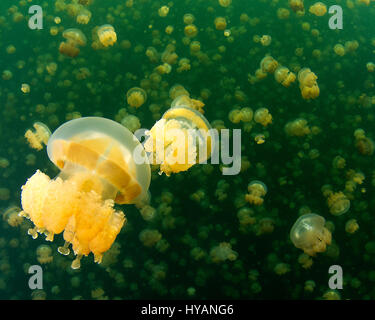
[245,180,267,206]
[354,129,374,155]
[36,245,53,264]
[254,108,272,127]
[366,62,375,72]
[3,206,23,227]
[25,122,51,151]
[171,94,205,114]
[20,117,151,269]
[76,8,91,24]
[21,83,30,93]
[333,44,345,56]
[326,191,350,216]
[309,2,327,16]
[144,99,215,176]
[290,213,332,256]
[214,17,227,31]
[97,24,117,47]
[260,56,278,74]
[285,118,311,137]
[260,35,272,47]
[297,68,320,99]
[59,28,86,58]
[158,6,169,17]
[219,0,232,7]
[126,87,147,108]
[121,114,141,133]
[289,0,305,14]
[210,242,238,263]
[345,219,359,234]
[183,13,195,25]
[274,66,296,87]
[184,24,198,38]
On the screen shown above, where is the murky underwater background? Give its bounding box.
[1,0,375,299]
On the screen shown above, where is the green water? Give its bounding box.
[0,0,375,300]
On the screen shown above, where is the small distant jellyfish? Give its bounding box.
[219,0,232,7]
[260,35,272,46]
[21,83,30,94]
[36,245,53,264]
[290,213,332,256]
[254,108,272,127]
[274,66,296,87]
[59,28,87,58]
[210,242,238,263]
[76,8,91,24]
[139,229,162,247]
[345,219,359,234]
[126,87,147,108]
[298,68,320,100]
[326,191,350,216]
[309,2,327,16]
[158,6,169,17]
[214,17,227,31]
[260,56,278,74]
[3,206,23,227]
[245,180,267,205]
[97,24,117,47]
[24,122,51,151]
[121,114,141,133]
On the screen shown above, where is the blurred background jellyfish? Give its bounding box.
[144,97,215,176]
[59,28,87,57]
[20,117,151,269]
[126,87,147,108]
[290,213,332,256]
[24,122,51,151]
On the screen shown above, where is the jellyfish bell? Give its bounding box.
[290,213,332,256]
[47,117,151,205]
[21,117,151,269]
[97,24,117,47]
[144,103,215,176]
[62,28,87,46]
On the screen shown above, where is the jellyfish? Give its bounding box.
[36,245,53,264]
[245,180,267,205]
[126,87,147,108]
[171,94,205,114]
[260,35,272,46]
[254,108,272,127]
[97,24,117,47]
[326,191,350,216]
[260,56,278,74]
[144,99,215,176]
[290,213,332,256]
[214,17,227,31]
[309,2,327,16]
[20,117,151,269]
[274,66,296,87]
[297,68,320,99]
[76,8,91,24]
[59,28,86,57]
[24,122,51,151]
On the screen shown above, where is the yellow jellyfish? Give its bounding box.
[254,108,272,127]
[144,98,215,176]
[290,213,332,256]
[260,35,272,46]
[24,122,51,151]
[219,0,232,7]
[274,66,296,87]
[126,87,147,108]
[20,117,151,269]
[171,94,205,114]
[214,17,227,31]
[97,24,117,47]
[245,180,267,205]
[309,2,327,16]
[36,245,53,264]
[289,0,305,14]
[260,56,278,74]
[326,191,350,216]
[297,68,320,99]
[59,28,86,58]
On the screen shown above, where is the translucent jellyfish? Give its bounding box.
[144,101,215,176]
[36,245,53,264]
[3,206,23,227]
[59,28,86,57]
[309,2,327,16]
[274,66,296,87]
[184,24,198,38]
[245,180,267,206]
[158,6,169,17]
[121,114,141,133]
[171,94,205,114]
[76,8,91,24]
[210,242,238,263]
[97,24,117,47]
[254,108,272,127]
[214,17,227,31]
[219,0,232,7]
[21,83,30,93]
[297,68,320,99]
[289,0,305,14]
[20,117,151,269]
[260,56,278,74]
[290,213,332,256]
[327,191,350,216]
[126,87,147,108]
[345,219,359,234]
[260,35,272,46]
[24,122,51,151]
